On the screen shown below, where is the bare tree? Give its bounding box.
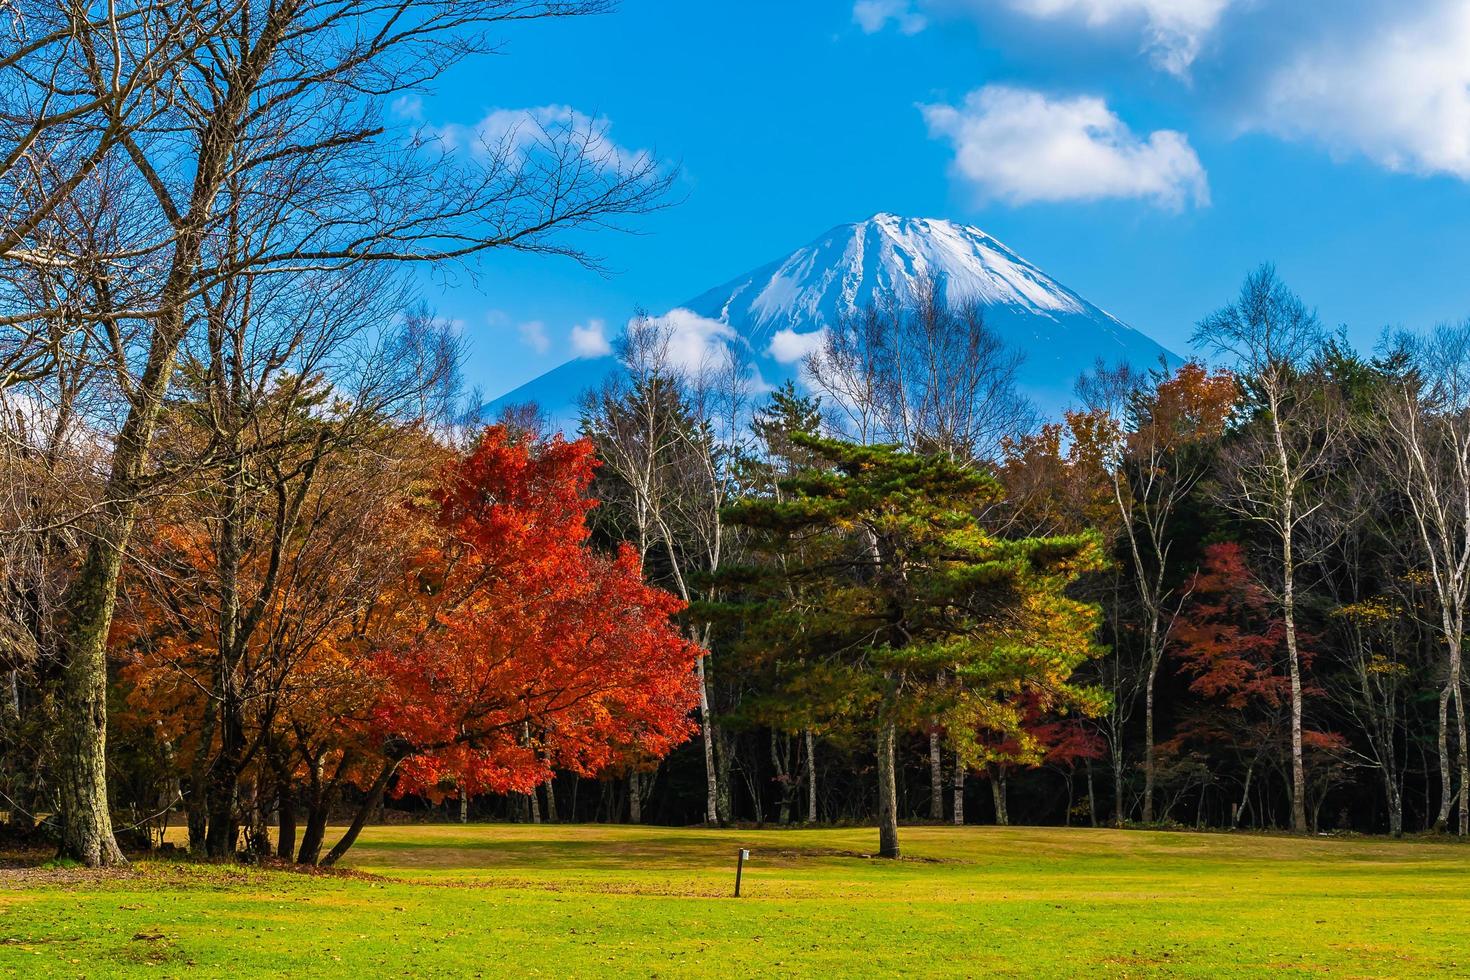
[1193,265,1335,834]
[0,2,222,269]
[1374,321,1470,834]
[805,277,1032,460]
[1076,358,1236,824]
[804,303,890,447]
[1,0,670,865]
[580,313,751,825]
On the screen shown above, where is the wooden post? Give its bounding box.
[734,847,749,897]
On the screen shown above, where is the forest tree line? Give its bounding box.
[6,0,1470,869]
[567,265,1470,853]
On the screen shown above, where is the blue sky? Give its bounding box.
[414,1,1470,401]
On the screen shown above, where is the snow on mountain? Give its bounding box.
[687,213,1089,340]
[487,213,1177,425]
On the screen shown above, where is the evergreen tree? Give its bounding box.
[720,432,1105,857]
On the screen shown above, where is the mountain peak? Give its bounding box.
[488,214,1176,425]
[682,213,1104,346]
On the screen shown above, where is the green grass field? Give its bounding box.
[1,823,1467,977]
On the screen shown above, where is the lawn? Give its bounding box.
[1,823,1467,977]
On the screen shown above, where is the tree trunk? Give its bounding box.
[1086,758,1098,828]
[1234,760,1255,829]
[1281,519,1308,833]
[1457,682,1469,836]
[929,730,943,819]
[1142,663,1158,823]
[296,757,332,865]
[695,656,719,824]
[1063,768,1074,826]
[204,689,247,857]
[320,760,397,868]
[805,730,817,824]
[246,778,271,858]
[54,563,126,867]
[715,726,734,825]
[1112,751,1125,826]
[297,800,329,866]
[628,771,641,824]
[1385,769,1403,838]
[953,762,965,826]
[778,732,798,826]
[273,758,296,861]
[1435,678,1455,831]
[991,765,1009,826]
[543,778,557,824]
[458,786,468,824]
[876,724,900,858]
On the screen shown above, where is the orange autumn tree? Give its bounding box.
[320,427,701,864]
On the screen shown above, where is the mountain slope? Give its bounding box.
[488,213,1176,424]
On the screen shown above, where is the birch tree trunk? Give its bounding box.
[1143,666,1157,823]
[1282,531,1308,833]
[695,656,719,824]
[805,730,817,824]
[1457,684,1469,835]
[929,731,943,819]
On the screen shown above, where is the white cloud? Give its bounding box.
[854,0,1232,74]
[921,85,1209,209]
[1250,2,1470,181]
[517,320,549,354]
[853,0,928,34]
[1001,0,1235,76]
[390,94,424,121]
[429,105,646,170]
[767,327,829,365]
[641,309,738,375]
[569,319,612,359]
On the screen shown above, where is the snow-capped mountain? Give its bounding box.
[487,213,1176,424]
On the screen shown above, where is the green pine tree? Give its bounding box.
[719,432,1105,857]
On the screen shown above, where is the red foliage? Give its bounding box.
[972,691,1105,771]
[1169,542,1345,756]
[1172,542,1300,708]
[368,426,701,799]
[1032,718,1106,768]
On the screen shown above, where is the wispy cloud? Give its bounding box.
[853,0,927,35]
[854,0,1234,75]
[518,320,550,354]
[921,85,1208,209]
[428,105,649,171]
[1248,1,1470,181]
[1000,0,1235,76]
[390,94,424,121]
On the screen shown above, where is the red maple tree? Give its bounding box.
[316,427,701,859]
